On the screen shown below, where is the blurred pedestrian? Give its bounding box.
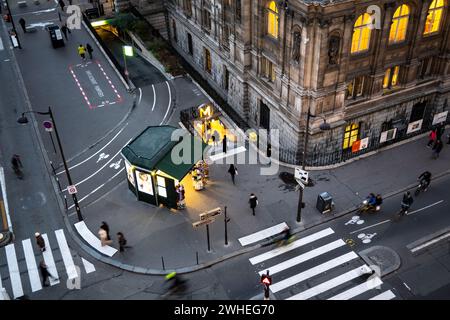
[58,0,65,11]
[86,43,93,59]
[436,124,445,140]
[39,260,57,287]
[35,232,46,252]
[78,44,86,61]
[117,232,128,252]
[18,18,26,33]
[432,139,443,159]
[61,24,69,40]
[427,128,437,147]
[100,221,110,240]
[223,134,227,153]
[228,164,237,185]
[249,193,258,216]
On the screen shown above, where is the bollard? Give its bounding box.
[196,251,199,265]
[161,256,165,270]
[64,195,68,210]
[55,176,62,192]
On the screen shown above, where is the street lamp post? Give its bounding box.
[296,108,330,223]
[18,106,83,221]
[122,45,133,86]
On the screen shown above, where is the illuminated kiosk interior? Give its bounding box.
[121,126,207,209]
[194,103,236,145]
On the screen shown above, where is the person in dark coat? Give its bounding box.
[86,43,93,59]
[222,134,227,153]
[35,232,46,252]
[18,18,26,33]
[61,24,69,40]
[249,193,258,216]
[39,260,57,287]
[436,124,445,140]
[58,0,65,11]
[117,232,127,252]
[100,221,111,240]
[432,139,443,159]
[228,164,237,185]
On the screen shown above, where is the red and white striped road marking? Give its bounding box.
[96,60,123,103]
[69,66,93,109]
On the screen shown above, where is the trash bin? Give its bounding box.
[316,192,333,214]
[47,25,64,48]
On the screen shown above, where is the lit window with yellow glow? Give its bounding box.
[267,1,279,39]
[383,66,400,89]
[351,13,372,54]
[424,0,445,35]
[343,123,359,150]
[389,5,410,43]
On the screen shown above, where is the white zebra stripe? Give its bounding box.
[328,277,383,300]
[55,229,77,280]
[5,244,24,298]
[22,239,42,292]
[370,290,396,300]
[42,234,60,286]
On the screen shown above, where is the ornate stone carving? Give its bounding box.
[291,30,301,63]
[328,35,340,65]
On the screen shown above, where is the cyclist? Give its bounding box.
[400,191,414,215]
[418,171,432,191]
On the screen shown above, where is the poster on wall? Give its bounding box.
[124,159,135,187]
[351,137,369,153]
[136,170,153,195]
[379,128,397,143]
[406,119,423,134]
[432,111,448,125]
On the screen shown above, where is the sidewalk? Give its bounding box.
[78,114,450,273]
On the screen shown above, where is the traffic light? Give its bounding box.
[260,273,272,286]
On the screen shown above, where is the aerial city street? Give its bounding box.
[0,0,449,306]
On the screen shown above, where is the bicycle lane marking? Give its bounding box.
[348,200,444,235]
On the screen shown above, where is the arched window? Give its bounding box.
[351,13,372,54]
[424,0,445,35]
[267,1,279,39]
[389,5,410,43]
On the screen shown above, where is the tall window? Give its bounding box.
[343,123,359,150]
[187,33,193,55]
[183,0,192,17]
[418,57,433,78]
[346,76,365,99]
[236,0,242,21]
[389,5,410,43]
[424,0,445,35]
[383,66,400,89]
[351,13,372,53]
[203,7,212,32]
[172,20,177,43]
[204,48,212,73]
[267,1,279,39]
[223,66,230,91]
[262,57,275,83]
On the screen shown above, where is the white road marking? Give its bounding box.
[209,146,247,162]
[349,219,390,235]
[74,221,118,257]
[248,227,334,263]
[57,125,127,175]
[403,282,412,291]
[5,244,24,298]
[239,222,289,247]
[328,277,383,300]
[159,81,172,125]
[0,37,4,51]
[41,234,60,286]
[55,230,77,280]
[369,290,396,300]
[270,252,359,293]
[151,85,156,111]
[287,265,372,300]
[258,239,347,276]
[62,139,132,192]
[22,239,42,292]
[411,232,450,253]
[138,88,143,105]
[81,258,96,274]
[406,200,444,216]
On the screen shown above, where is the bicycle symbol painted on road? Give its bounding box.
[97,153,110,163]
[345,216,365,226]
[110,159,122,170]
[358,233,377,244]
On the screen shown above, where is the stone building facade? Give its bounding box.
[152,0,450,165]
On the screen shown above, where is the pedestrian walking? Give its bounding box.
[39,260,57,287]
[61,24,69,40]
[228,164,237,185]
[249,193,258,216]
[58,0,65,11]
[100,221,111,240]
[77,44,86,61]
[223,134,227,153]
[18,17,26,33]
[117,232,128,252]
[432,139,443,159]
[35,232,46,252]
[436,124,445,140]
[427,128,437,147]
[86,43,93,59]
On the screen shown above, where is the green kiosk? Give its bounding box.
[121,126,206,209]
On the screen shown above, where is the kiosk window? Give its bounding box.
[157,176,167,197]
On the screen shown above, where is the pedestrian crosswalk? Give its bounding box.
[248,227,397,300]
[0,229,96,299]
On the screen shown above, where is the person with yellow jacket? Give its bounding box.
[78,44,86,61]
